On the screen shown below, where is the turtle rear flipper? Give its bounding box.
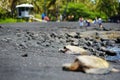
[111,68,120,72]
[85,68,111,74]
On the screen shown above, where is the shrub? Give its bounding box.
[61,3,107,21]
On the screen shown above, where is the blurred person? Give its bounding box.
[79,17,84,28]
[93,17,98,27]
[60,14,63,21]
[44,16,50,21]
[98,18,103,28]
[41,13,46,20]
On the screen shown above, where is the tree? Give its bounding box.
[0,0,120,20]
[96,0,119,17]
[10,0,20,17]
[60,2,99,21]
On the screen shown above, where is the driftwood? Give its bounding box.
[100,47,116,56]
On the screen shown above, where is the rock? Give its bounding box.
[100,47,116,56]
[103,27,112,31]
[21,53,28,57]
[89,37,95,41]
[26,31,34,36]
[19,42,28,49]
[116,37,120,43]
[100,38,109,42]
[91,41,101,49]
[98,52,106,57]
[84,37,90,41]
[71,39,79,46]
[101,39,116,47]
[106,40,116,46]
[16,33,22,37]
[88,47,96,52]
[83,45,89,49]
[2,37,12,43]
[37,41,41,45]
[16,28,22,33]
[65,32,80,38]
[32,34,39,40]
[93,39,100,43]
[95,42,101,48]
[86,41,93,46]
[41,33,51,41]
[0,26,3,28]
[95,32,100,39]
[78,38,87,46]
[50,32,58,38]
[26,31,39,40]
[66,38,74,43]
[71,41,79,46]
[101,41,107,46]
[42,41,51,47]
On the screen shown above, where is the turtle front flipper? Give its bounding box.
[62,60,81,71]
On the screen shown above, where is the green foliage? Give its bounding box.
[0,18,25,24]
[0,18,16,24]
[0,0,119,22]
[0,9,9,18]
[96,0,119,17]
[61,3,102,21]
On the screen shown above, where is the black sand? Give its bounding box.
[0,22,120,80]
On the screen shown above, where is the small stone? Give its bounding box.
[21,54,28,57]
[50,32,58,38]
[116,38,120,43]
[16,33,22,37]
[19,42,28,49]
[66,32,78,38]
[0,26,3,28]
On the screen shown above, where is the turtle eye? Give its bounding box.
[64,46,66,49]
[74,58,79,62]
[63,47,69,53]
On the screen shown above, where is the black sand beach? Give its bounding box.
[0,22,120,80]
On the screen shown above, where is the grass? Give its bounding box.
[0,18,26,24]
[0,14,42,24]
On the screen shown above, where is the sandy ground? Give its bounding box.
[0,22,120,80]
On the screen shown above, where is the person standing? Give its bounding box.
[79,17,84,28]
[60,14,63,21]
[98,18,103,28]
[93,17,98,27]
[86,19,91,27]
[41,13,46,20]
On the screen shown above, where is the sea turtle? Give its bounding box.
[62,55,119,74]
[59,45,88,55]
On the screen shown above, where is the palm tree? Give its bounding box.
[96,0,119,17]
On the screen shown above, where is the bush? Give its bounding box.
[61,3,107,21]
